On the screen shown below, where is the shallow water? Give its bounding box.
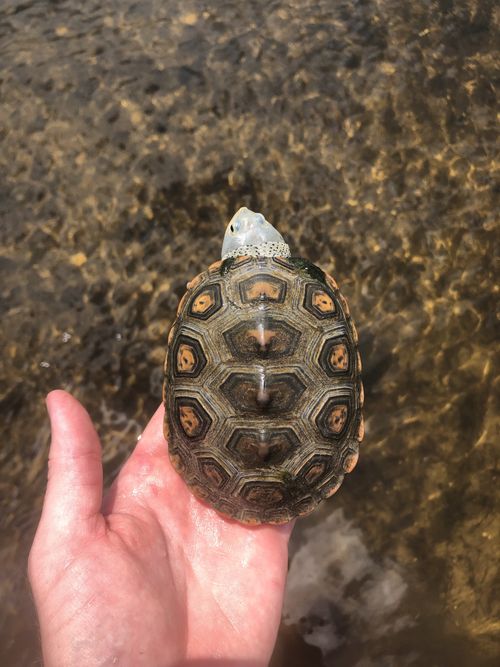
[0,0,498,665]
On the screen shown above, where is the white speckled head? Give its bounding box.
[221,207,291,260]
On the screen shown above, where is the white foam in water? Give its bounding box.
[283,509,410,656]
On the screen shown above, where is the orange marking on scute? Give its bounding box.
[179,406,201,437]
[304,463,327,484]
[327,404,348,434]
[177,343,196,372]
[192,291,215,314]
[329,343,349,370]
[245,280,281,300]
[312,290,335,314]
[247,327,277,349]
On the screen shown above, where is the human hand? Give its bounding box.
[28,390,293,667]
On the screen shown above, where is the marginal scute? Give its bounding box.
[325,272,339,290]
[176,291,190,315]
[186,272,204,290]
[342,449,359,473]
[169,450,186,474]
[293,496,316,517]
[351,322,359,344]
[167,325,176,346]
[356,349,363,372]
[324,474,344,498]
[208,259,223,273]
[338,293,351,317]
[231,255,252,268]
[356,415,365,441]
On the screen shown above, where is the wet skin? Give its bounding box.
[28,390,293,667]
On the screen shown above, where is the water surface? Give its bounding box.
[0,1,498,665]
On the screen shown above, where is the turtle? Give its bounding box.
[163,207,363,524]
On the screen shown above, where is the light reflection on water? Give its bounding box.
[0,0,498,665]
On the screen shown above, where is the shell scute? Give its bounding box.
[223,317,301,360]
[225,427,300,469]
[303,283,339,320]
[188,284,223,320]
[239,273,287,304]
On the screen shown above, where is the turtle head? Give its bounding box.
[221,207,291,260]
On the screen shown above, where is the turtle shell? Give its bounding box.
[163,255,363,524]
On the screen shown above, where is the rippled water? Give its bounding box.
[0,1,498,665]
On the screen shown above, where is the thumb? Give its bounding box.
[39,390,103,534]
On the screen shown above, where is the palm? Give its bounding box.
[29,391,292,667]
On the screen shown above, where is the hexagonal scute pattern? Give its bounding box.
[174,396,212,440]
[221,371,306,414]
[187,284,222,320]
[239,273,287,303]
[319,337,352,376]
[164,256,363,524]
[316,396,352,438]
[223,317,301,360]
[172,334,207,378]
[303,282,338,319]
[226,427,300,468]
